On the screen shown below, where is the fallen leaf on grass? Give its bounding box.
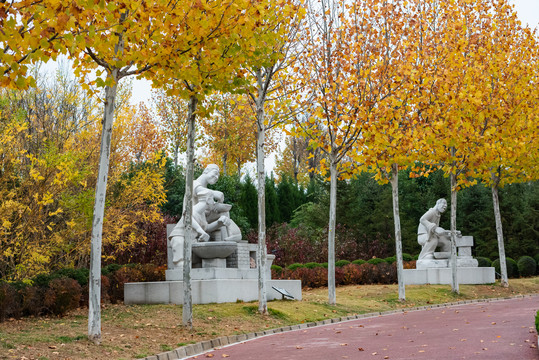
[48,346,57,349]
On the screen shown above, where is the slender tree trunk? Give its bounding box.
[491,183,508,287]
[222,153,227,176]
[390,164,405,301]
[173,144,179,168]
[328,159,337,305]
[255,96,268,315]
[449,150,459,294]
[88,70,120,344]
[182,95,198,328]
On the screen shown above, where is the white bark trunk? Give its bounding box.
[491,184,508,287]
[390,164,405,301]
[182,95,197,328]
[255,79,268,314]
[328,160,337,305]
[450,162,459,294]
[88,70,120,344]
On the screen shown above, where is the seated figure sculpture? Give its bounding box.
[417,198,459,260]
[168,164,242,268]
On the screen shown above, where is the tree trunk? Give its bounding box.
[88,70,120,344]
[328,159,337,305]
[255,96,268,315]
[182,95,198,328]
[449,150,459,294]
[491,183,508,287]
[390,164,405,301]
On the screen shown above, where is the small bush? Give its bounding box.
[102,263,122,276]
[287,263,305,271]
[341,264,361,285]
[109,267,144,303]
[492,257,519,278]
[367,258,385,265]
[536,310,539,334]
[320,262,329,268]
[476,257,492,267]
[517,256,537,278]
[304,262,323,269]
[271,265,283,273]
[0,282,21,321]
[534,254,539,275]
[357,263,377,284]
[375,262,397,284]
[21,286,45,316]
[352,259,366,265]
[335,260,351,267]
[413,254,419,260]
[53,268,89,286]
[402,253,414,261]
[44,278,82,316]
[384,256,396,264]
[403,260,416,269]
[137,264,166,282]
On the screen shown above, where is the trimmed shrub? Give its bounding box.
[403,260,416,269]
[517,256,536,278]
[320,262,329,268]
[271,265,283,273]
[102,263,122,276]
[335,260,351,267]
[375,262,397,284]
[341,264,361,285]
[137,264,166,282]
[357,263,377,284]
[384,256,396,264]
[367,258,385,265]
[44,278,82,316]
[402,253,414,261]
[53,268,89,286]
[352,259,366,265]
[287,263,305,271]
[413,254,419,260]
[492,257,519,278]
[0,282,21,321]
[110,267,144,303]
[476,257,492,268]
[21,286,45,316]
[304,262,323,269]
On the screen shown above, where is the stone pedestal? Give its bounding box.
[125,226,299,305]
[405,235,493,285]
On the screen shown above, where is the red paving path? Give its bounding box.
[187,296,539,360]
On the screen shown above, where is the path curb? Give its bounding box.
[138,293,539,360]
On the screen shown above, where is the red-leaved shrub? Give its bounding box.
[44,278,82,316]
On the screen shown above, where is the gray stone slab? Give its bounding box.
[174,348,187,358]
[403,267,495,285]
[156,352,170,360]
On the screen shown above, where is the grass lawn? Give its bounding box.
[1,278,538,360]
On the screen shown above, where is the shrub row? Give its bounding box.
[275,254,415,273]
[479,255,539,278]
[272,261,417,288]
[0,264,165,322]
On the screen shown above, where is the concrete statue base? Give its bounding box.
[403,267,495,285]
[124,279,302,305]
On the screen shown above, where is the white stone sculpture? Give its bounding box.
[417,198,459,260]
[168,164,242,268]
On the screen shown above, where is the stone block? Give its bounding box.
[403,267,495,285]
[456,235,474,247]
[201,340,213,351]
[174,348,187,358]
[156,352,170,360]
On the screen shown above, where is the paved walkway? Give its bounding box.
[186,296,539,360]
